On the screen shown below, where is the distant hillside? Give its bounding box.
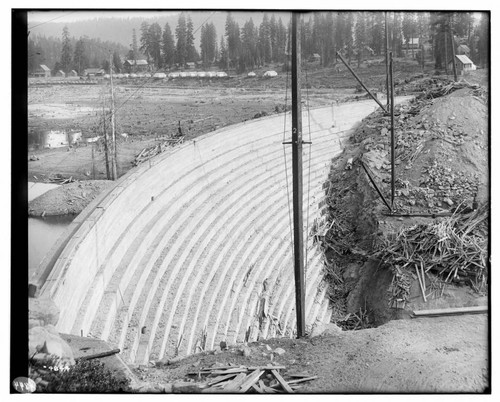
[29,10,291,50]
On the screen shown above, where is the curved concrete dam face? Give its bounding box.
[34,99,409,364]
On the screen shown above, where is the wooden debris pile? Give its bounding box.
[377,203,488,306]
[185,364,317,393]
[46,174,75,184]
[133,137,184,166]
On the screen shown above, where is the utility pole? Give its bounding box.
[102,102,110,180]
[390,52,395,208]
[109,53,118,180]
[291,12,306,338]
[449,17,458,82]
[385,12,390,107]
[444,28,448,75]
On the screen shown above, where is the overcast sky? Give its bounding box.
[28,10,179,25]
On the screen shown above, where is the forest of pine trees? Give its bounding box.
[28,11,489,75]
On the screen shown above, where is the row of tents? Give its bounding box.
[102,70,278,80]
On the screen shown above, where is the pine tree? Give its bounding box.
[73,37,89,75]
[186,15,199,62]
[200,22,217,68]
[175,13,188,66]
[131,28,138,60]
[112,51,122,73]
[219,35,228,70]
[370,12,385,56]
[354,12,367,67]
[162,22,176,68]
[241,18,257,70]
[60,26,73,73]
[225,13,241,67]
[148,22,163,68]
[258,13,272,64]
[139,21,150,62]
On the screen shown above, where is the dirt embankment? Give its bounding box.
[318,76,489,328]
[28,180,114,216]
[131,314,488,393]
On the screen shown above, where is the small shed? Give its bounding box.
[55,70,66,77]
[449,54,476,75]
[309,53,321,62]
[69,70,78,77]
[33,64,51,78]
[186,62,196,69]
[247,71,256,77]
[124,59,149,73]
[84,68,105,77]
[407,38,419,49]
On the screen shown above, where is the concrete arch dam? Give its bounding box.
[33,98,408,364]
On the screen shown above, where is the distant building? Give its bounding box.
[69,70,78,77]
[55,70,66,77]
[457,44,471,57]
[84,68,105,77]
[32,64,51,78]
[186,62,196,69]
[123,59,149,73]
[449,54,476,75]
[407,38,420,49]
[309,53,321,62]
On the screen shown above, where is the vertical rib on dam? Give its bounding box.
[32,100,393,364]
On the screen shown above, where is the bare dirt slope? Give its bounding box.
[132,313,488,393]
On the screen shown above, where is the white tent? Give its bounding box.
[263,70,278,78]
[216,72,228,78]
[247,71,256,77]
[168,72,179,78]
[153,72,167,79]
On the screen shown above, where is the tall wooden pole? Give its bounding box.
[291,12,306,338]
[102,103,110,180]
[449,17,458,82]
[444,30,448,75]
[109,53,118,180]
[390,52,395,208]
[385,12,390,107]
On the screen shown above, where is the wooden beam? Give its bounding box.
[271,369,294,393]
[412,305,488,318]
[239,370,264,393]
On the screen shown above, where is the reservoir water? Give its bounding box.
[28,215,74,280]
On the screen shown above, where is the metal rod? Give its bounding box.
[336,51,388,113]
[291,12,306,338]
[390,51,395,208]
[360,160,392,212]
[385,12,390,107]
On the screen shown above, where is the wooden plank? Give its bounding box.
[207,373,238,386]
[223,372,248,391]
[211,367,248,375]
[239,370,264,393]
[271,369,294,393]
[269,376,318,389]
[251,384,264,394]
[287,373,312,378]
[412,305,488,318]
[247,365,286,370]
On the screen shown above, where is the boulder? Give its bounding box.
[29,325,74,365]
[29,297,60,328]
[273,347,286,356]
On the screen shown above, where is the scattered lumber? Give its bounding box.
[411,305,488,318]
[75,348,120,361]
[183,363,316,393]
[133,136,185,166]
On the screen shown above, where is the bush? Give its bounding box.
[30,356,131,393]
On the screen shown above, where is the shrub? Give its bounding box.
[30,356,131,393]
